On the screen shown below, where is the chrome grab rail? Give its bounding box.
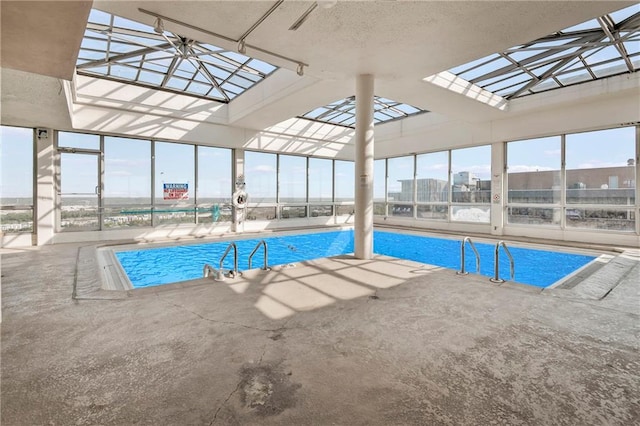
[248,240,270,271]
[203,263,216,278]
[457,236,480,275]
[490,241,515,283]
[218,242,240,279]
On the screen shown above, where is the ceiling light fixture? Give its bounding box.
[297,63,304,76]
[153,17,164,34]
[238,39,247,54]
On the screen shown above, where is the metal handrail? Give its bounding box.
[218,242,240,279]
[248,240,270,271]
[457,237,480,275]
[490,241,515,283]
[203,263,216,278]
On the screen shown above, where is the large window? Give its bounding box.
[104,137,152,228]
[416,151,449,220]
[245,151,277,204]
[334,160,354,215]
[373,159,386,216]
[507,136,562,226]
[387,156,414,217]
[565,127,636,231]
[0,126,33,233]
[308,158,333,203]
[376,146,491,223]
[505,126,637,232]
[278,155,307,203]
[451,146,491,223]
[197,146,232,223]
[154,142,195,225]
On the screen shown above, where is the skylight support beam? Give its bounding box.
[76,43,172,69]
[598,15,635,72]
[444,4,640,100]
[508,42,597,98]
[187,56,230,102]
[161,56,183,88]
[77,8,279,103]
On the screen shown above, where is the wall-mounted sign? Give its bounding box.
[163,183,189,200]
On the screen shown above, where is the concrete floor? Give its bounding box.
[1,239,639,425]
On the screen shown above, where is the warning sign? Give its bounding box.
[163,183,189,200]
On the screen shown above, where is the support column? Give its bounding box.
[231,149,245,233]
[354,75,374,259]
[36,128,56,245]
[490,141,505,236]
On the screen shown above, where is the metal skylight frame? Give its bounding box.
[299,96,427,128]
[76,9,278,103]
[449,4,640,99]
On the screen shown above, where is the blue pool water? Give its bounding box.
[115,230,596,289]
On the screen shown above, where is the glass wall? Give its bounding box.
[373,159,386,216]
[387,156,414,217]
[506,126,637,232]
[104,136,152,228]
[154,142,195,225]
[0,126,34,233]
[334,160,355,216]
[197,146,232,224]
[565,127,636,231]
[378,146,491,223]
[245,151,277,204]
[450,146,491,223]
[416,151,449,220]
[278,155,307,204]
[58,132,101,231]
[507,136,561,226]
[308,157,333,217]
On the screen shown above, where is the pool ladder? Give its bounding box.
[248,240,270,271]
[206,242,240,281]
[457,237,480,275]
[204,241,270,281]
[490,241,515,283]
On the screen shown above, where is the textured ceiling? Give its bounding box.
[1,0,637,132]
[92,1,635,80]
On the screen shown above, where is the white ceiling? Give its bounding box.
[1,0,637,134]
[93,0,634,80]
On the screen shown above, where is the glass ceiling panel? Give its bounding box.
[447,4,640,99]
[76,9,278,103]
[299,96,427,128]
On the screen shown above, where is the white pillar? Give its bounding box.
[232,149,245,233]
[354,75,374,259]
[36,129,56,245]
[490,141,505,236]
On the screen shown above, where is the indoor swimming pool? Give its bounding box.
[114,229,597,289]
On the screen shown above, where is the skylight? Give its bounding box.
[299,96,426,128]
[447,4,640,99]
[76,9,277,103]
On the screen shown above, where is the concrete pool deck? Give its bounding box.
[1,240,639,425]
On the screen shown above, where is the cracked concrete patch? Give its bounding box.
[238,362,300,417]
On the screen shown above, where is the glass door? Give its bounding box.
[59,152,101,231]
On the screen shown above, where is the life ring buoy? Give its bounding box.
[232,190,248,209]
